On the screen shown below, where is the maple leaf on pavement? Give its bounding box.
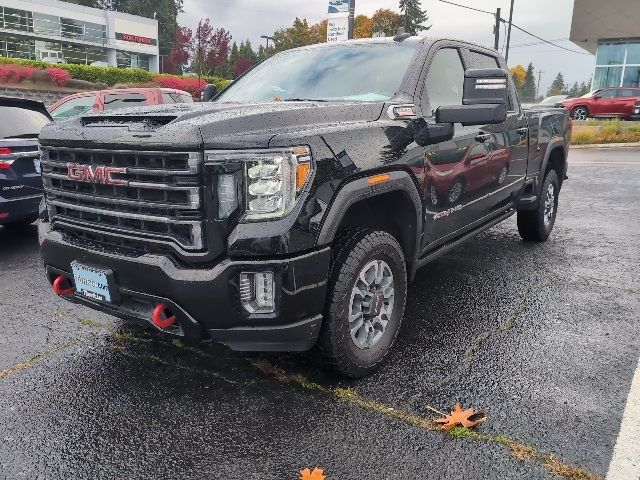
[434,403,486,431]
[300,467,326,480]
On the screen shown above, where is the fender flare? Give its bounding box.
[538,140,568,191]
[316,170,423,261]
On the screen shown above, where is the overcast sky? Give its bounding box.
[178,0,595,95]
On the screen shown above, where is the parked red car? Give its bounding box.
[48,88,193,120]
[560,87,640,120]
[425,139,512,206]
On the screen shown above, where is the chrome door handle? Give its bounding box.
[517,127,528,136]
[475,132,491,142]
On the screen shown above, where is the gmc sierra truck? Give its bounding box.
[39,36,570,377]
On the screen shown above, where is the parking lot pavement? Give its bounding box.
[1,147,639,480]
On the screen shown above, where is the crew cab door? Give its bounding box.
[463,49,528,211]
[416,44,487,242]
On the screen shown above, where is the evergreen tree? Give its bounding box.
[568,81,580,97]
[547,72,566,96]
[522,63,537,103]
[257,45,266,62]
[399,0,430,35]
[227,41,239,77]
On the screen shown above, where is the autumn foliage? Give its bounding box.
[300,468,326,480]
[153,75,207,96]
[0,64,71,86]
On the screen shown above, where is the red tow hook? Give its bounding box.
[151,303,177,329]
[52,275,76,297]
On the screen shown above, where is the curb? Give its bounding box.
[570,143,640,149]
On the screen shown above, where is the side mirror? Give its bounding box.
[593,95,601,100]
[413,121,455,147]
[435,68,509,126]
[201,84,218,102]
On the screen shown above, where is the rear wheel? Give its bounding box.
[318,229,407,378]
[517,169,559,242]
[571,106,589,121]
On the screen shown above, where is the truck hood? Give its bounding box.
[39,101,385,150]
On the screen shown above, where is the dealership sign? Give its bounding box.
[115,32,157,46]
[327,0,351,42]
[328,0,349,14]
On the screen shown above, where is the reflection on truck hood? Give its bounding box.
[39,101,385,150]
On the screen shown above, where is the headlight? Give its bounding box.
[206,147,312,221]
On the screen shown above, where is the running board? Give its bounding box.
[412,209,515,275]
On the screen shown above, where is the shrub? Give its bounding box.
[203,75,233,92]
[153,74,207,96]
[0,64,38,83]
[44,67,71,86]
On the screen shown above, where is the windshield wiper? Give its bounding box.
[282,98,329,102]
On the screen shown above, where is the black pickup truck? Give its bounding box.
[39,37,570,377]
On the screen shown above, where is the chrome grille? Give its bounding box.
[41,147,204,252]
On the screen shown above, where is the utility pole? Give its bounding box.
[504,0,515,64]
[348,0,356,40]
[493,8,501,51]
[536,70,543,99]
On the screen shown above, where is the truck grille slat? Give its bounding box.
[42,147,205,254]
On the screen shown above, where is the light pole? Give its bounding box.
[261,35,275,57]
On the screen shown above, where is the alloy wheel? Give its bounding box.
[348,260,395,350]
[543,183,555,227]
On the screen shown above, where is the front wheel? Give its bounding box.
[318,229,407,378]
[571,106,589,121]
[517,169,559,242]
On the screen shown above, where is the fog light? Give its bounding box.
[239,272,275,314]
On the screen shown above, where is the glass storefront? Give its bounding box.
[0,33,107,65]
[116,50,150,70]
[0,7,106,44]
[0,6,156,71]
[593,41,640,89]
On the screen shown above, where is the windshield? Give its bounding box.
[581,89,602,98]
[541,95,566,104]
[0,106,51,139]
[217,43,418,103]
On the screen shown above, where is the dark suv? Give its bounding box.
[39,37,570,377]
[0,97,51,227]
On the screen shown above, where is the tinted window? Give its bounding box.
[103,93,148,111]
[218,43,418,103]
[599,89,617,98]
[427,146,467,165]
[424,48,464,113]
[50,95,95,119]
[467,50,500,68]
[0,106,50,138]
[469,143,489,157]
[162,92,193,104]
[620,89,640,97]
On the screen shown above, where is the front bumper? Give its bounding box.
[40,222,331,351]
[0,193,41,225]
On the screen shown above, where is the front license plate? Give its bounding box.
[71,262,112,303]
[34,159,41,174]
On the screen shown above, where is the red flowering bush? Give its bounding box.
[0,64,38,83]
[44,67,72,86]
[154,75,207,97]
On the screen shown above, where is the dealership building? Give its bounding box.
[0,0,159,71]
[571,0,640,90]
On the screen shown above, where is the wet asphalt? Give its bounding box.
[1,147,639,480]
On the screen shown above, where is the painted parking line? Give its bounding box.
[571,162,640,166]
[607,356,640,480]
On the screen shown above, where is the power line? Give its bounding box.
[437,0,591,56]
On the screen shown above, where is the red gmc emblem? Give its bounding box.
[67,163,127,186]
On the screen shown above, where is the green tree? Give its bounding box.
[371,9,402,37]
[547,72,567,96]
[399,0,430,35]
[578,80,592,96]
[226,41,239,77]
[272,18,326,52]
[522,62,537,103]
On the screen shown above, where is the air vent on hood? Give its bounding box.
[81,116,178,129]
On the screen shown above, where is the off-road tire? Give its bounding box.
[317,229,407,378]
[517,169,559,242]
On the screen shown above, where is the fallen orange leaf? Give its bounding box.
[434,403,486,431]
[300,467,326,480]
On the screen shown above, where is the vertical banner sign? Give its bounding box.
[327,0,350,42]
